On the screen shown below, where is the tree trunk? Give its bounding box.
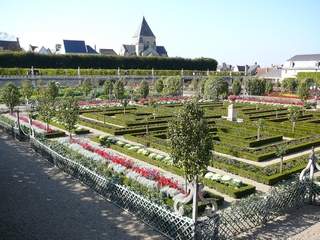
[192,175,199,223]
[292,121,296,133]
[280,156,283,173]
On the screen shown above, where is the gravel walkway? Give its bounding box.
[0,130,165,240]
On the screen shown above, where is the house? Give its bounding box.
[62,40,98,54]
[282,54,320,79]
[257,67,282,83]
[217,62,232,72]
[120,17,168,57]
[99,48,117,56]
[0,32,21,51]
[233,65,248,74]
[246,63,260,75]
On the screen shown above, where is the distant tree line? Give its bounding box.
[0,53,217,70]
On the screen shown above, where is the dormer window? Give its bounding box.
[290,62,295,68]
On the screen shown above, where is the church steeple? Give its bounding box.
[133,17,155,38]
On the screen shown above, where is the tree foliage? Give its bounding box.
[81,79,93,96]
[232,79,242,95]
[20,80,33,103]
[37,92,55,132]
[168,100,213,182]
[164,76,181,96]
[287,106,301,133]
[47,81,59,100]
[281,78,298,93]
[204,76,228,100]
[1,82,20,113]
[57,96,79,138]
[155,78,164,94]
[245,78,266,96]
[103,80,113,99]
[114,80,125,99]
[297,80,310,102]
[139,80,149,98]
[265,81,273,94]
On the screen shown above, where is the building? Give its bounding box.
[120,17,168,57]
[0,32,21,51]
[282,54,320,79]
[233,65,247,74]
[257,67,282,83]
[99,48,117,56]
[217,62,232,72]
[62,40,98,54]
[38,46,52,55]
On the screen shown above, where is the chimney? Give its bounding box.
[94,44,96,50]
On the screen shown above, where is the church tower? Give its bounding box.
[133,17,158,56]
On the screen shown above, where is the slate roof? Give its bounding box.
[99,49,117,55]
[288,54,320,61]
[156,46,167,56]
[0,40,21,51]
[133,17,155,38]
[122,44,136,54]
[86,45,98,54]
[236,65,246,72]
[63,40,87,53]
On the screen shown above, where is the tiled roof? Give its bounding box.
[133,17,155,38]
[288,54,320,61]
[0,40,21,51]
[63,40,87,53]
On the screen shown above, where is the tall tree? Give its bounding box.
[103,80,113,99]
[139,80,149,98]
[204,76,228,100]
[47,81,59,100]
[114,80,125,100]
[288,106,301,134]
[20,80,33,104]
[58,97,79,139]
[232,79,242,95]
[168,100,212,222]
[1,82,20,113]
[155,78,164,94]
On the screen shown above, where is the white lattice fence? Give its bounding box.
[30,137,197,240]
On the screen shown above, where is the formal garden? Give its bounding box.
[0,74,320,239]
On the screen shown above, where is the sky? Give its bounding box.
[1,0,319,66]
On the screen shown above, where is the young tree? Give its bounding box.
[164,76,181,96]
[139,80,149,98]
[103,80,113,99]
[1,82,20,113]
[20,80,33,104]
[58,97,79,139]
[297,80,310,103]
[168,100,213,222]
[232,79,242,95]
[122,98,128,115]
[265,81,273,94]
[155,78,164,94]
[47,81,59,100]
[275,145,287,174]
[81,79,93,97]
[204,76,228,100]
[288,106,301,134]
[114,80,125,99]
[37,93,55,132]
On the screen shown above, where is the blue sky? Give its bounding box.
[1,0,319,66]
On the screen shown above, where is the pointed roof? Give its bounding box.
[133,17,155,38]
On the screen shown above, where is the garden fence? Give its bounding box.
[0,119,319,239]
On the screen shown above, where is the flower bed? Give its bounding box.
[58,138,184,198]
[230,95,304,106]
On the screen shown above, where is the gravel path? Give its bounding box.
[0,130,165,240]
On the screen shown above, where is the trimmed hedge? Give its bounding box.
[0,53,217,70]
